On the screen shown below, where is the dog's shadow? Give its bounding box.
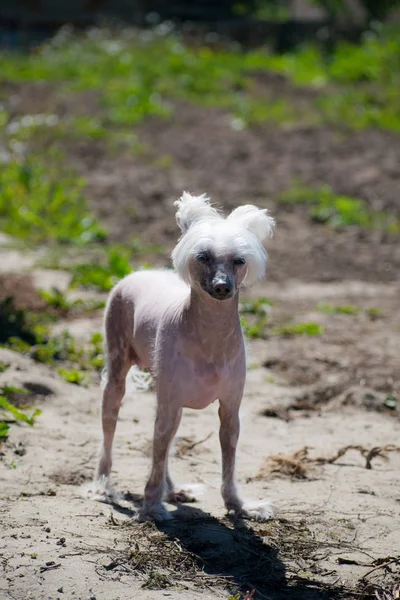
[110,495,336,600]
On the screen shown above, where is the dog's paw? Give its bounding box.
[167,483,205,504]
[82,476,120,504]
[137,503,173,522]
[238,500,278,521]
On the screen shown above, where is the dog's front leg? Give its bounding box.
[218,396,243,514]
[219,394,277,522]
[140,404,182,521]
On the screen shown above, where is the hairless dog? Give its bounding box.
[91,192,276,521]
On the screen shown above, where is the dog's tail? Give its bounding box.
[101,365,153,393]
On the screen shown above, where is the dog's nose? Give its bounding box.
[213,282,231,297]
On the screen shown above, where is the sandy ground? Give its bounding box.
[1,72,400,599]
[1,257,399,600]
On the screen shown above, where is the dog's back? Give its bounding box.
[104,270,189,372]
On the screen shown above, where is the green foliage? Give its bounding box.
[0,29,300,128]
[71,246,133,291]
[317,303,360,315]
[240,297,273,315]
[0,159,106,246]
[57,367,89,386]
[263,27,400,132]
[0,362,10,373]
[366,307,384,319]
[272,322,324,337]
[240,297,272,338]
[39,288,105,314]
[88,332,104,370]
[31,330,82,364]
[279,183,400,232]
[0,392,41,439]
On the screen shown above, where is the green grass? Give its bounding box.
[263,26,400,132]
[39,288,105,314]
[70,246,133,291]
[279,183,400,232]
[272,322,324,337]
[317,303,361,315]
[0,295,104,380]
[57,367,90,386]
[0,386,41,440]
[240,297,272,339]
[0,159,106,246]
[0,29,303,128]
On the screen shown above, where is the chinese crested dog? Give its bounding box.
[92,192,276,521]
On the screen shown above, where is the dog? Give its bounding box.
[92,192,276,521]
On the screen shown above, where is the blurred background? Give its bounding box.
[0,4,399,597]
[0,0,399,285]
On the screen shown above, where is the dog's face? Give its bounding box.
[189,249,247,301]
[172,193,275,295]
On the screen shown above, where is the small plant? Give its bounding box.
[71,246,133,291]
[39,288,105,315]
[240,297,272,339]
[366,307,384,320]
[0,395,41,439]
[88,332,104,370]
[0,159,106,246]
[279,183,400,233]
[272,322,324,337]
[57,367,89,386]
[0,361,9,373]
[317,303,360,315]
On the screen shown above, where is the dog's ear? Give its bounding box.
[174,192,221,234]
[227,205,275,242]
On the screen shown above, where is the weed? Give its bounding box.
[317,303,360,315]
[0,28,302,128]
[70,246,133,291]
[279,183,400,232]
[0,159,106,246]
[0,361,10,373]
[0,394,41,439]
[57,367,89,386]
[39,288,105,315]
[367,307,384,320]
[88,333,104,371]
[272,322,324,337]
[240,297,272,339]
[240,297,273,315]
[263,27,400,132]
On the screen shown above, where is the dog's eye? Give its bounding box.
[196,252,211,263]
[233,257,246,266]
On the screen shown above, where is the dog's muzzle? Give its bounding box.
[210,277,233,300]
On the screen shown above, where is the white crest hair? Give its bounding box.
[172,194,275,287]
[227,205,275,242]
[174,191,222,234]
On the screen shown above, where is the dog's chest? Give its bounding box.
[180,359,231,409]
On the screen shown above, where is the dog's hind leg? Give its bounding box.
[164,417,200,504]
[139,404,183,521]
[89,290,134,502]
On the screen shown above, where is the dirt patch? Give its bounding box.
[2,81,102,119]
[66,99,400,283]
[0,274,46,312]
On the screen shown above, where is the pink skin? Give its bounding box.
[96,260,247,521]
[94,197,276,522]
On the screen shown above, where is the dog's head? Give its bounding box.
[171,192,275,301]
